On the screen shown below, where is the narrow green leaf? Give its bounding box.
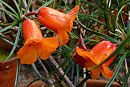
[89,17,107,26]
[122,67,130,87]
[27,79,40,87]
[36,0,55,11]
[5,22,22,61]
[76,0,80,5]
[0,20,18,33]
[76,75,90,87]
[0,0,18,16]
[15,59,20,87]
[105,51,128,87]
[19,0,23,12]
[127,20,130,35]
[93,0,104,9]
[0,34,13,42]
[1,11,7,22]
[13,0,21,17]
[76,64,79,85]
[63,45,73,52]
[80,0,101,9]
[115,5,127,37]
[120,1,130,7]
[64,59,73,75]
[0,7,18,18]
[77,17,118,43]
[24,0,32,15]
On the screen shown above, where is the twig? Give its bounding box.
[48,56,74,87]
[70,61,74,83]
[81,5,86,13]
[83,68,86,87]
[0,34,19,51]
[0,35,14,46]
[32,63,54,87]
[37,57,49,77]
[125,59,128,74]
[124,59,130,85]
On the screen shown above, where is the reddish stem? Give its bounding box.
[115,42,121,46]
[25,12,39,17]
[115,29,125,38]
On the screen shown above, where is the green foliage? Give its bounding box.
[0,0,130,87]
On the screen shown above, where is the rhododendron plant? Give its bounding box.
[16,19,59,64]
[1,0,129,86]
[37,5,79,46]
[72,34,117,79]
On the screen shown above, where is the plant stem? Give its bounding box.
[31,63,54,87]
[25,12,39,17]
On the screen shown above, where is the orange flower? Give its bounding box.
[16,19,59,64]
[72,35,116,79]
[37,5,79,46]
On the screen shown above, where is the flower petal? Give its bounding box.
[67,5,79,16]
[22,19,43,41]
[90,41,116,64]
[16,44,37,64]
[76,47,97,64]
[57,31,68,46]
[36,38,58,60]
[78,33,88,51]
[83,59,96,68]
[90,67,102,79]
[35,42,51,60]
[104,55,116,68]
[102,65,114,79]
[67,5,79,32]
[83,59,102,79]
[72,51,86,67]
[42,37,59,52]
[68,15,78,32]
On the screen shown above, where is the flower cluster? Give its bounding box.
[16,6,79,64]
[16,5,116,79]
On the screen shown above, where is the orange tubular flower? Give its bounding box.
[72,35,116,79]
[16,19,59,64]
[37,5,79,46]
